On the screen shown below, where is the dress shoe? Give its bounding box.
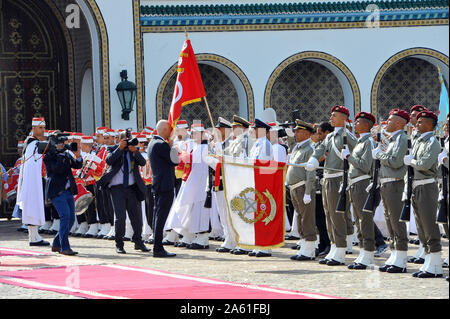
[51,246,61,253]
[134,243,151,252]
[443,262,449,269]
[96,234,104,239]
[230,248,248,255]
[29,240,50,247]
[353,263,368,270]
[153,250,176,258]
[123,237,131,242]
[413,239,420,245]
[412,271,424,277]
[326,259,345,266]
[378,264,391,272]
[60,249,78,256]
[255,251,272,257]
[386,265,407,273]
[145,239,154,244]
[116,247,126,254]
[47,230,57,235]
[162,240,174,245]
[348,263,358,269]
[318,246,330,257]
[248,251,257,256]
[417,271,443,278]
[291,245,300,250]
[293,255,315,261]
[407,257,417,263]
[285,235,300,240]
[318,258,329,265]
[82,233,95,238]
[107,236,115,241]
[413,257,425,264]
[187,243,209,249]
[374,243,388,257]
[216,247,231,253]
[175,242,188,248]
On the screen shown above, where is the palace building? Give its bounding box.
[0,0,448,166]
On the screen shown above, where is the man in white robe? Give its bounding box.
[15,117,49,246]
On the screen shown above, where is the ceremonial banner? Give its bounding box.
[168,39,206,129]
[222,156,286,249]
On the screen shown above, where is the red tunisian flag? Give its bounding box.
[221,156,286,249]
[168,39,206,129]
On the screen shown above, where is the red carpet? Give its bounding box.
[0,247,51,257]
[0,264,339,299]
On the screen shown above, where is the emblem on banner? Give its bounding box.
[230,187,276,225]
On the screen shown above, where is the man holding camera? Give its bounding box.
[43,131,83,255]
[102,131,150,254]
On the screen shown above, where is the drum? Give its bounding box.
[74,183,93,216]
[4,174,19,205]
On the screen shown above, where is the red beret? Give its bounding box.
[355,112,376,124]
[331,105,350,117]
[389,108,410,123]
[410,105,428,114]
[416,110,438,121]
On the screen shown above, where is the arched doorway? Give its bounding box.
[0,0,72,167]
[372,48,449,121]
[265,51,360,124]
[157,54,254,126]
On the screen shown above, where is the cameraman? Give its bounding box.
[102,131,149,254]
[43,133,83,256]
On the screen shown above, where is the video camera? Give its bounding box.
[125,128,139,147]
[36,132,78,155]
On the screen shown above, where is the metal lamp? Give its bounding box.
[115,70,137,120]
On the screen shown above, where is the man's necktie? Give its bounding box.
[123,151,129,187]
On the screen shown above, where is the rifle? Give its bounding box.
[363,124,382,213]
[437,135,448,224]
[336,127,348,213]
[399,124,414,223]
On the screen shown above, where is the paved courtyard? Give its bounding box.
[0,219,448,299]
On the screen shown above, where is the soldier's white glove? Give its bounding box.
[438,191,444,201]
[371,146,381,159]
[285,128,295,137]
[340,145,350,160]
[305,157,319,171]
[4,183,8,190]
[303,194,312,205]
[365,183,373,193]
[403,154,413,166]
[438,149,448,165]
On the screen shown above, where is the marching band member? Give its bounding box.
[405,110,443,278]
[373,109,410,273]
[15,117,49,246]
[306,106,357,266]
[287,120,317,261]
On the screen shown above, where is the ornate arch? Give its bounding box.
[264,51,361,116]
[80,0,110,127]
[371,48,449,116]
[156,53,254,121]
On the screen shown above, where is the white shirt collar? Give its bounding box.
[419,131,433,139]
[358,132,370,141]
[296,138,310,149]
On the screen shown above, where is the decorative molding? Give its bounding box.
[371,47,449,116]
[264,51,360,114]
[85,0,110,127]
[133,0,144,131]
[156,53,254,121]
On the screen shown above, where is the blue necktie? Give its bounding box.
[123,151,129,187]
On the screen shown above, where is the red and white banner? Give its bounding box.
[222,156,286,249]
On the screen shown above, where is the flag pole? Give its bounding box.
[203,96,215,129]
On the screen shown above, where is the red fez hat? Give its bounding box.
[416,110,438,122]
[410,105,428,114]
[389,108,410,123]
[331,105,350,117]
[355,112,376,123]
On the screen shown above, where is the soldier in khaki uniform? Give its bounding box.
[287,120,317,261]
[306,105,357,266]
[404,110,443,278]
[341,112,376,270]
[372,108,409,273]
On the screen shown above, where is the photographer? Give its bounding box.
[43,132,83,255]
[102,130,150,254]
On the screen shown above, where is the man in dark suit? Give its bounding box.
[100,131,150,254]
[147,120,179,257]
